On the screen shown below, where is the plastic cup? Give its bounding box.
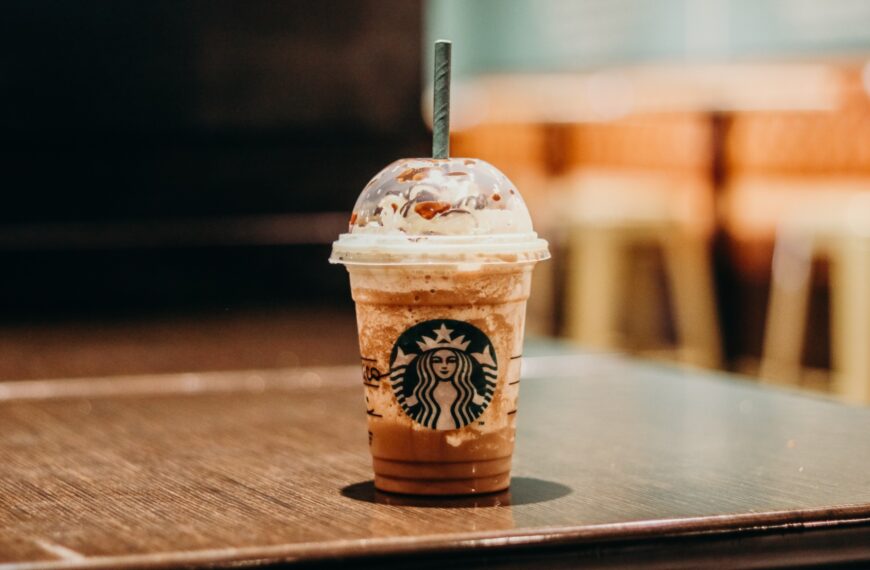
[331,157,549,495]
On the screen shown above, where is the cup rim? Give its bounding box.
[329,232,550,266]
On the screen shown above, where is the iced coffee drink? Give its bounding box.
[331,158,549,495]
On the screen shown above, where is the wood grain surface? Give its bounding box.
[0,308,359,381]
[1,352,869,569]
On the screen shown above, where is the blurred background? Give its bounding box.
[3,0,870,403]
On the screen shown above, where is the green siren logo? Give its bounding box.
[389,319,497,430]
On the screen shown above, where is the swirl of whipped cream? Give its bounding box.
[348,158,533,236]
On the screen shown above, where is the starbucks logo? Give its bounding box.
[389,319,497,430]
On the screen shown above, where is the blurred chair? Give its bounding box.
[558,114,721,367]
[754,184,870,403]
[727,78,870,402]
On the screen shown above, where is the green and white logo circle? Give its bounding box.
[389,319,497,430]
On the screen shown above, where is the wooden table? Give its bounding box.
[2,350,869,569]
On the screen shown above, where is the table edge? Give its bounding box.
[5,503,870,570]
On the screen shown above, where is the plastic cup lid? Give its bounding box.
[330,158,550,266]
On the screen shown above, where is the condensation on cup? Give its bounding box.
[330,157,549,495]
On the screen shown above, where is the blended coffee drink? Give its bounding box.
[331,157,549,495]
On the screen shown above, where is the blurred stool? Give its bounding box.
[760,187,870,403]
[559,169,721,368]
[558,113,719,366]
[728,84,870,400]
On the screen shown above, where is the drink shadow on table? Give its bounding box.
[341,477,571,508]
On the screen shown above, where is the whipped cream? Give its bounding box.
[349,158,533,236]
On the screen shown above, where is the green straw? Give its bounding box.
[432,40,452,159]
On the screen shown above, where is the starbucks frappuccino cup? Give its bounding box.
[330,157,549,495]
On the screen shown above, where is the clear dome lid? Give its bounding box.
[330,158,549,265]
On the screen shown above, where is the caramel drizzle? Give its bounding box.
[414,201,451,220]
[396,167,431,183]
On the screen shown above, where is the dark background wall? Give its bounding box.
[0,0,428,318]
